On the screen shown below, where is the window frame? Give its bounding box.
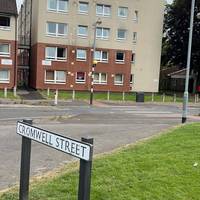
[114,74,124,86]
[94,50,108,63]
[0,69,10,83]
[78,1,89,14]
[0,16,11,30]
[0,43,10,57]
[93,72,107,85]
[76,72,86,84]
[96,27,110,40]
[47,0,68,13]
[45,70,66,84]
[77,25,88,37]
[46,22,68,37]
[76,49,87,61]
[96,4,111,17]
[45,46,67,61]
[117,29,127,40]
[118,7,128,18]
[115,52,125,63]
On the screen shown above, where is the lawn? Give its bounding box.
[0,90,18,99]
[1,123,200,200]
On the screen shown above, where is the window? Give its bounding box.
[94,73,107,84]
[79,2,89,14]
[47,22,67,37]
[114,74,124,85]
[96,4,111,16]
[47,0,68,12]
[76,72,86,83]
[117,29,126,40]
[96,27,110,39]
[131,53,135,63]
[0,16,10,28]
[133,32,137,43]
[94,50,108,62]
[45,70,66,84]
[45,47,67,61]
[76,49,87,60]
[77,25,88,37]
[0,69,10,83]
[130,74,134,85]
[116,52,125,63]
[133,10,139,22]
[118,7,128,18]
[0,44,10,56]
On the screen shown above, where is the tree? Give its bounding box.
[162,0,200,84]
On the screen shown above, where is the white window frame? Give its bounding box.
[78,2,89,14]
[76,72,86,84]
[117,29,127,40]
[94,72,107,85]
[47,0,68,13]
[0,43,10,57]
[133,32,137,43]
[131,53,136,64]
[0,69,10,83]
[118,7,128,18]
[114,74,124,86]
[94,50,108,63]
[96,27,110,40]
[45,70,66,84]
[77,25,88,37]
[133,10,139,22]
[116,52,125,63]
[96,4,111,17]
[46,22,68,37]
[45,47,67,61]
[76,49,87,61]
[0,16,11,30]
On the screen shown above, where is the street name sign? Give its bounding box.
[17,121,92,161]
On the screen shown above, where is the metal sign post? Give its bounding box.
[17,120,94,200]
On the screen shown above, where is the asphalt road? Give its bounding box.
[0,103,199,190]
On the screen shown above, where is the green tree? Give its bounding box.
[162,0,200,83]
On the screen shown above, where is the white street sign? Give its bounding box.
[17,122,92,161]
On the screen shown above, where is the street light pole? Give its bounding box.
[90,19,102,105]
[182,0,196,123]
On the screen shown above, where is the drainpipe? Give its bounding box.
[14,15,18,89]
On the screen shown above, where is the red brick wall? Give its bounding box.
[30,43,132,92]
[0,40,17,89]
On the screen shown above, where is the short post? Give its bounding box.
[197,94,199,103]
[4,87,7,98]
[47,88,50,97]
[13,86,17,97]
[54,89,58,105]
[78,137,94,200]
[107,91,110,101]
[151,93,154,102]
[19,119,33,200]
[162,93,165,102]
[174,93,177,103]
[122,92,125,101]
[72,90,75,101]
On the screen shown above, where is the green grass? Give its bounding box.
[1,123,200,199]
[0,90,19,99]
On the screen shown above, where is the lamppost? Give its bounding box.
[90,18,102,105]
[182,0,196,123]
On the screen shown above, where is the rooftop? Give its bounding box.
[0,0,17,16]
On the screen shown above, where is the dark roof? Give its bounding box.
[0,0,18,16]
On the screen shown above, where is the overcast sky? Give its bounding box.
[16,0,174,10]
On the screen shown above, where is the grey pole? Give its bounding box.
[90,19,102,105]
[182,0,196,123]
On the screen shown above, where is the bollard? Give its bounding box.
[47,88,50,97]
[152,93,154,102]
[197,94,199,103]
[72,90,75,101]
[4,87,7,98]
[162,93,165,102]
[122,92,125,101]
[54,89,58,105]
[107,91,110,101]
[13,86,17,97]
[174,93,176,103]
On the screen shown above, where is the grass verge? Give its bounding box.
[1,123,200,199]
[0,90,19,100]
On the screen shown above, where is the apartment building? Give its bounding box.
[19,0,165,92]
[0,0,17,89]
